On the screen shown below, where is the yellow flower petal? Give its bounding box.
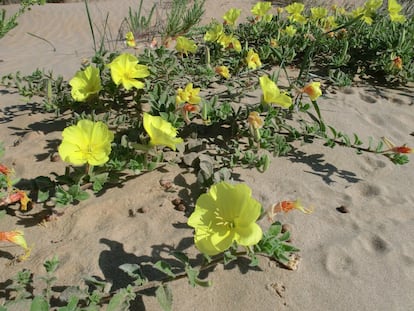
[125,31,136,47]
[107,53,150,90]
[69,66,102,102]
[175,36,198,56]
[223,8,241,26]
[259,75,292,108]
[246,49,262,70]
[143,113,183,151]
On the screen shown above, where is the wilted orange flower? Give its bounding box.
[0,230,28,249]
[8,190,32,211]
[392,56,403,70]
[267,199,313,221]
[270,38,278,47]
[0,230,31,260]
[248,111,264,129]
[382,137,412,154]
[0,164,10,175]
[392,146,413,154]
[183,103,199,113]
[303,81,322,101]
[215,66,231,79]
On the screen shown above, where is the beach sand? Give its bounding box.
[1,1,414,310]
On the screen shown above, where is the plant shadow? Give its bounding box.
[287,149,361,185]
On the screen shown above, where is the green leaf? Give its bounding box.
[155,285,173,311]
[223,250,237,265]
[106,293,123,311]
[154,261,176,278]
[185,265,199,287]
[44,255,59,273]
[30,296,50,311]
[248,253,259,267]
[194,278,212,287]
[90,172,109,192]
[37,190,49,203]
[57,296,79,311]
[172,251,189,264]
[74,190,90,201]
[119,263,147,286]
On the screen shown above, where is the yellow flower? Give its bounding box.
[69,66,102,102]
[187,182,263,256]
[311,7,328,20]
[353,0,382,25]
[107,53,150,90]
[303,81,322,101]
[175,36,198,56]
[388,0,406,23]
[322,15,338,30]
[251,1,272,18]
[217,34,242,52]
[204,22,224,42]
[215,65,231,79]
[58,120,114,166]
[143,113,183,151]
[176,83,201,105]
[352,7,373,25]
[246,49,262,70]
[259,75,292,108]
[223,8,241,26]
[364,0,383,12]
[285,2,307,24]
[284,25,297,37]
[285,2,304,15]
[125,31,136,48]
[331,5,347,15]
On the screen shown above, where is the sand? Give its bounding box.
[0,1,414,310]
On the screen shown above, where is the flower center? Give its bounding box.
[214,210,235,229]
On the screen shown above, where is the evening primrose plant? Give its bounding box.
[1,0,414,308]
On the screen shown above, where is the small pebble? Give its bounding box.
[175,204,186,212]
[336,205,350,213]
[159,178,173,190]
[139,206,149,213]
[171,198,182,206]
[50,153,60,162]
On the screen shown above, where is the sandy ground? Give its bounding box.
[1,1,414,310]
